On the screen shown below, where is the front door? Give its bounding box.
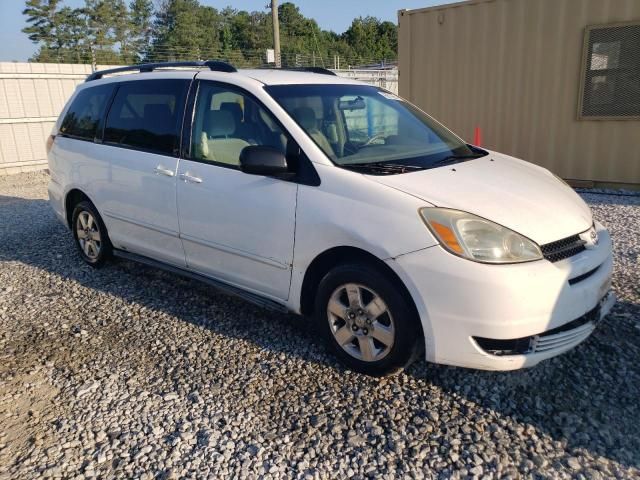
[176,81,297,300]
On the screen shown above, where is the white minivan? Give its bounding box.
[48,61,615,376]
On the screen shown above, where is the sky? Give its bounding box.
[0,0,449,61]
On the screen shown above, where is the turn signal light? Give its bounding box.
[430,221,464,254]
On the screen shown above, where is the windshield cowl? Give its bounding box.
[341,162,425,175]
[339,145,488,175]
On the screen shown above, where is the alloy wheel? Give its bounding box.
[327,283,395,362]
[76,211,101,260]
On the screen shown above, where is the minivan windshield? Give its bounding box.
[265,84,486,172]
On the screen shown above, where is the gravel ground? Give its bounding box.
[0,171,639,479]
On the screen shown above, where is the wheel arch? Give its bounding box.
[299,246,423,338]
[64,188,93,228]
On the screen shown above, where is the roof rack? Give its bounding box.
[85,60,237,82]
[292,67,336,76]
[258,66,337,76]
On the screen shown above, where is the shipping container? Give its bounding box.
[398,0,640,187]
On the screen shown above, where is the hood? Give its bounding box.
[368,152,592,246]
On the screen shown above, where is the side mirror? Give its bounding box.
[239,145,291,177]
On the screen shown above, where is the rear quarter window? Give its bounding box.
[59,85,114,141]
[103,79,190,156]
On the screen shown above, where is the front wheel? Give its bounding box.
[314,263,422,376]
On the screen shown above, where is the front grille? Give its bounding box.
[541,234,586,262]
[473,304,601,356]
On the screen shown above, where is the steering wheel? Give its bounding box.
[361,133,387,147]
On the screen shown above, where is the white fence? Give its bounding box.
[0,62,398,175]
[334,69,398,95]
[0,63,115,175]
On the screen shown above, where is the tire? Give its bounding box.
[314,263,422,376]
[71,200,112,268]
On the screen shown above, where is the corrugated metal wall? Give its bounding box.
[399,0,640,185]
[0,62,94,175]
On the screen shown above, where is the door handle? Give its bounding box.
[179,172,203,184]
[154,165,175,177]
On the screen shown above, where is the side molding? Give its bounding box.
[113,250,290,313]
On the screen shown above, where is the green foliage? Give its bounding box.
[344,17,397,64]
[53,6,89,62]
[129,0,154,61]
[22,0,62,48]
[150,0,205,60]
[23,0,398,67]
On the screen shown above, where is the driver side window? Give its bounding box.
[190,83,288,167]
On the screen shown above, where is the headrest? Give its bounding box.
[204,109,235,137]
[293,107,317,131]
[220,102,243,123]
[144,103,172,120]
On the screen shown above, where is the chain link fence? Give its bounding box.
[29,46,396,70]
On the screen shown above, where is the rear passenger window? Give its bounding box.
[60,85,113,141]
[104,80,189,156]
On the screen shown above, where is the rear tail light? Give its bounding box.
[46,134,56,154]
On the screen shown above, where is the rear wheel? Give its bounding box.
[315,263,421,376]
[71,201,112,267]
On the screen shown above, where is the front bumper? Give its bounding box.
[386,222,615,370]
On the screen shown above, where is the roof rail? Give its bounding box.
[291,67,336,76]
[258,66,337,76]
[85,60,237,82]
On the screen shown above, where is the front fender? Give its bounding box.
[287,163,438,312]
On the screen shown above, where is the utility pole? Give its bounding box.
[270,0,281,67]
[90,45,97,73]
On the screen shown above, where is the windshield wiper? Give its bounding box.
[342,162,425,174]
[431,153,486,166]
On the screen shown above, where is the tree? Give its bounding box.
[228,10,270,56]
[376,20,398,61]
[129,0,154,61]
[278,2,323,64]
[111,0,131,62]
[85,0,121,63]
[343,16,379,62]
[54,7,89,62]
[196,6,222,58]
[23,0,399,67]
[22,0,61,49]
[150,0,206,60]
[343,16,397,65]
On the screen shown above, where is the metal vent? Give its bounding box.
[541,234,586,263]
[579,22,640,119]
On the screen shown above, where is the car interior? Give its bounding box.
[193,87,288,166]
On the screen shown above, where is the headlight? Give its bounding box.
[419,208,543,263]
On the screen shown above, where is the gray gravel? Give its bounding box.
[1,171,639,479]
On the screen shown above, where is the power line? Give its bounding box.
[31,45,396,69]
